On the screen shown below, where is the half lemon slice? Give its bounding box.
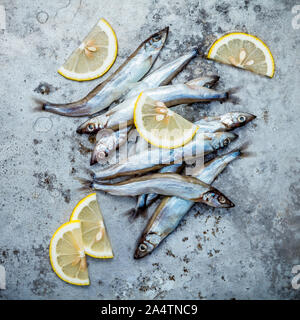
[207,32,275,77]
[134,93,198,149]
[49,221,89,286]
[70,193,113,259]
[58,18,118,81]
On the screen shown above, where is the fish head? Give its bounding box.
[200,189,235,208]
[144,27,169,55]
[202,75,220,88]
[91,130,117,165]
[186,75,220,89]
[211,132,238,150]
[76,116,106,134]
[134,232,161,259]
[220,112,256,129]
[134,240,154,259]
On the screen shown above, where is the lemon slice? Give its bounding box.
[207,32,275,77]
[49,221,89,286]
[70,193,113,259]
[58,18,118,81]
[134,93,198,149]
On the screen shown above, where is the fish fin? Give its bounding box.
[75,177,94,192]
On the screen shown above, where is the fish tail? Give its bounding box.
[32,97,72,111]
[32,96,90,117]
[75,177,94,192]
[192,47,200,57]
[32,97,49,112]
[226,87,242,105]
[82,167,95,178]
[239,142,256,158]
[90,157,98,166]
[124,208,135,219]
[209,75,220,88]
[124,208,139,222]
[229,142,256,158]
[124,206,147,221]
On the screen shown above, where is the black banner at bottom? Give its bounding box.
[0,300,296,318]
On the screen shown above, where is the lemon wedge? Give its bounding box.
[58,18,117,81]
[207,32,275,77]
[134,93,198,149]
[49,221,89,286]
[70,193,113,259]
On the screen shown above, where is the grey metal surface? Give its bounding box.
[0,0,300,299]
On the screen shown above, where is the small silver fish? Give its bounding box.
[88,81,233,165]
[131,111,255,155]
[90,126,133,165]
[92,131,238,180]
[195,112,256,132]
[124,48,200,99]
[128,111,255,217]
[35,28,169,117]
[80,172,234,207]
[76,78,228,134]
[134,149,243,259]
[131,164,184,219]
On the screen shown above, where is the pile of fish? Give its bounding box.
[37,27,255,259]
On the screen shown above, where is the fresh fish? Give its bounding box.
[76,77,228,134]
[131,164,184,219]
[92,131,238,180]
[195,112,256,132]
[134,149,243,259]
[80,172,234,207]
[36,28,169,117]
[131,111,255,156]
[128,111,255,217]
[89,51,217,164]
[124,48,201,99]
[91,126,133,165]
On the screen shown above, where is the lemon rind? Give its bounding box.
[58,18,118,81]
[133,92,199,149]
[70,193,114,259]
[49,220,90,286]
[207,32,275,78]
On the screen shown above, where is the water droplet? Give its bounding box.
[33,117,53,132]
[32,192,39,199]
[36,11,49,24]
[50,189,60,198]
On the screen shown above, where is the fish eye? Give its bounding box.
[139,243,148,252]
[223,138,229,146]
[218,195,226,204]
[87,123,95,131]
[238,115,246,122]
[153,35,161,42]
